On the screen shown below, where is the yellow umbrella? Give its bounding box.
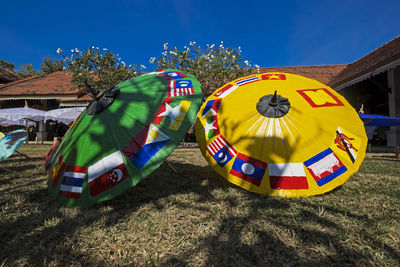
[195,73,367,197]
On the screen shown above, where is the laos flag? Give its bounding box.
[158,71,188,80]
[230,153,267,186]
[122,124,169,169]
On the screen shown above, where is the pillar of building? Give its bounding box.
[386,66,400,147]
[35,99,49,143]
[37,120,47,142]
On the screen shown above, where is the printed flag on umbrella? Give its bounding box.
[46,69,202,207]
[195,72,367,197]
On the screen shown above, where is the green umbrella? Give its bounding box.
[46,69,202,207]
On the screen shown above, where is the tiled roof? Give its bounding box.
[59,94,91,107]
[329,35,400,89]
[0,71,81,100]
[0,67,22,84]
[258,64,348,85]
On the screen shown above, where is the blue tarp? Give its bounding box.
[359,114,400,126]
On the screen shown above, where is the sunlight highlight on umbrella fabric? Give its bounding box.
[195,72,367,197]
[45,69,202,207]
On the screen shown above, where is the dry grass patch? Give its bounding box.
[0,146,399,266]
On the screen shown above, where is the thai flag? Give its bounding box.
[235,76,260,86]
[158,71,188,80]
[262,74,286,80]
[59,165,87,199]
[213,84,238,98]
[169,80,194,97]
[88,151,129,196]
[304,148,347,186]
[201,99,221,117]
[269,163,308,189]
[230,153,267,186]
[49,154,65,189]
[122,124,169,169]
[206,135,237,167]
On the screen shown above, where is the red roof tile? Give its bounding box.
[329,35,400,88]
[0,71,81,99]
[0,67,22,84]
[257,64,348,85]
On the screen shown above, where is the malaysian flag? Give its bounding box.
[206,135,237,167]
[168,80,194,97]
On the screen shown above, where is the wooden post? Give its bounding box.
[164,160,177,173]
[395,146,400,159]
[25,118,29,144]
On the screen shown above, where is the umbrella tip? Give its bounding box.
[256,91,290,118]
[269,90,278,107]
[84,81,103,100]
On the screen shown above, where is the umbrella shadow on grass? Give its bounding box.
[0,146,232,266]
[157,178,400,266]
[1,156,399,265]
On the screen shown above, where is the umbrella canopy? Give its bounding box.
[0,107,46,123]
[0,118,36,127]
[0,129,27,162]
[45,107,86,125]
[195,72,367,197]
[359,113,400,126]
[46,69,202,207]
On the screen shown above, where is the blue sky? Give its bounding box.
[1,0,399,71]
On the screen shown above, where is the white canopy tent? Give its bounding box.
[0,118,36,127]
[0,107,85,126]
[44,107,85,125]
[0,107,46,123]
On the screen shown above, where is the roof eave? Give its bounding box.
[0,94,79,100]
[332,57,400,91]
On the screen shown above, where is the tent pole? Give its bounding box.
[25,118,28,144]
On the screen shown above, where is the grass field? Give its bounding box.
[0,144,399,266]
